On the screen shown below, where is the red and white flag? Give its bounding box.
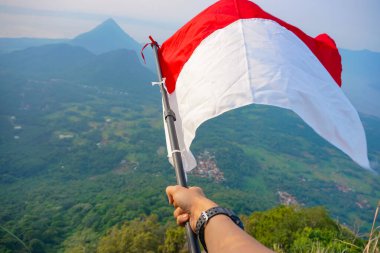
[158,0,370,171]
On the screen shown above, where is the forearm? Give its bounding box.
[204,215,274,253]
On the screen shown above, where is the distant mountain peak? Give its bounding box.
[102,18,118,25]
[70,18,140,55]
[92,18,124,34]
[69,19,155,72]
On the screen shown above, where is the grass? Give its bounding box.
[363,201,380,253]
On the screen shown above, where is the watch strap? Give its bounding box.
[195,206,244,252]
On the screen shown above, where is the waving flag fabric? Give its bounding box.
[158,0,370,171]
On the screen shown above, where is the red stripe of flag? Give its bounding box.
[159,0,342,94]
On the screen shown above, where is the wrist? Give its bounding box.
[195,207,245,252]
[190,197,217,230]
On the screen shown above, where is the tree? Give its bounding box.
[97,215,164,253]
[159,226,187,253]
[29,239,45,253]
[244,205,362,252]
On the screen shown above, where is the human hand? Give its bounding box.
[165,185,218,231]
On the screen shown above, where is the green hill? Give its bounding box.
[0,34,379,252]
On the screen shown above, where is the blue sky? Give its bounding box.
[0,0,379,51]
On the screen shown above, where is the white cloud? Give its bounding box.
[0,0,379,51]
[0,12,99,38]
[0,0,217,41]
[254,0,380,51]
[0,0,216,22]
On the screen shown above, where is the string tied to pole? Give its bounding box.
[141,35,160,64]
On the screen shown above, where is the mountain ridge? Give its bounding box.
[0,37,69,54]
[0,18,156,72]
[0,43,156,98]
[0,43,95,77]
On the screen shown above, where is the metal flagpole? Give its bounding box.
[149,37,201,253]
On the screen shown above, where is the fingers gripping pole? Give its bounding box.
[148,36,201,253]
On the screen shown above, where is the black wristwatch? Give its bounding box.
[195,206,244,252]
